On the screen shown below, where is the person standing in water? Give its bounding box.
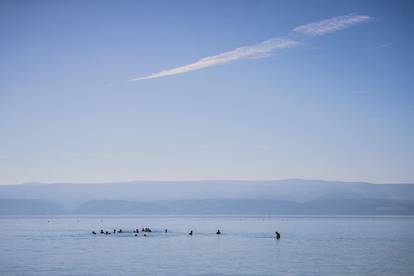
[216,230,221,235]
[188,230,193,236]
[275,231,281,240]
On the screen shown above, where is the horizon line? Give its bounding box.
[4,178,413,186]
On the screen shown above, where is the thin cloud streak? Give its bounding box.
[293,14,371,36]
[378,43,392,48]
[128,38,297,81]
[130,14,370,81]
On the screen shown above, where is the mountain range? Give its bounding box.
[1,179,413,215]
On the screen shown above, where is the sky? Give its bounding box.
[0,0,413,185]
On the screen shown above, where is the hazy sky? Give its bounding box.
[0,0,413,185]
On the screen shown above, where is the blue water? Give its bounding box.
[0,215,413,275]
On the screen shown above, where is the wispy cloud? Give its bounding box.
[293,14,371,36]
[129,14,370,81]
[378,43,392,48]
[128,38,297,81]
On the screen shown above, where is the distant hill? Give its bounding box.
[0,199,63,215]
[72,198,414,215]
[0,180,414,215]
[74,200,166,215]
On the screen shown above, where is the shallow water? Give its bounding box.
[1,215,413,275]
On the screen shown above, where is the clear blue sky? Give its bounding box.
[0,0,413,184]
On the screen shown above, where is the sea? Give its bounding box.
[0,215,413,275]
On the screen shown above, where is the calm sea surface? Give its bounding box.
[0,215,413,275]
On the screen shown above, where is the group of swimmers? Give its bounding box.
[93,228,281,239]
[92,227,154,236]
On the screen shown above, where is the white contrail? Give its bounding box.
[293,14,371,36]
[128,38,297,81]
[129,14,370,81]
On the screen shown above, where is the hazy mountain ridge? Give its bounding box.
[73,198,414,215]
[1,180,414,215]
[0,199,64,215]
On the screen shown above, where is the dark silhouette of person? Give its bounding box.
[275,231,281,240]
[113,229,116,234]
[216,230,221,235]
[134,234,138,237]
[189,230,193,236]
[165,229,168,233]
[92,231,96,235]
[142,228,145,232]
[100,229,104,234]
[136,229,139,233]
[118,229,123,233]
[143,233,147,237]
